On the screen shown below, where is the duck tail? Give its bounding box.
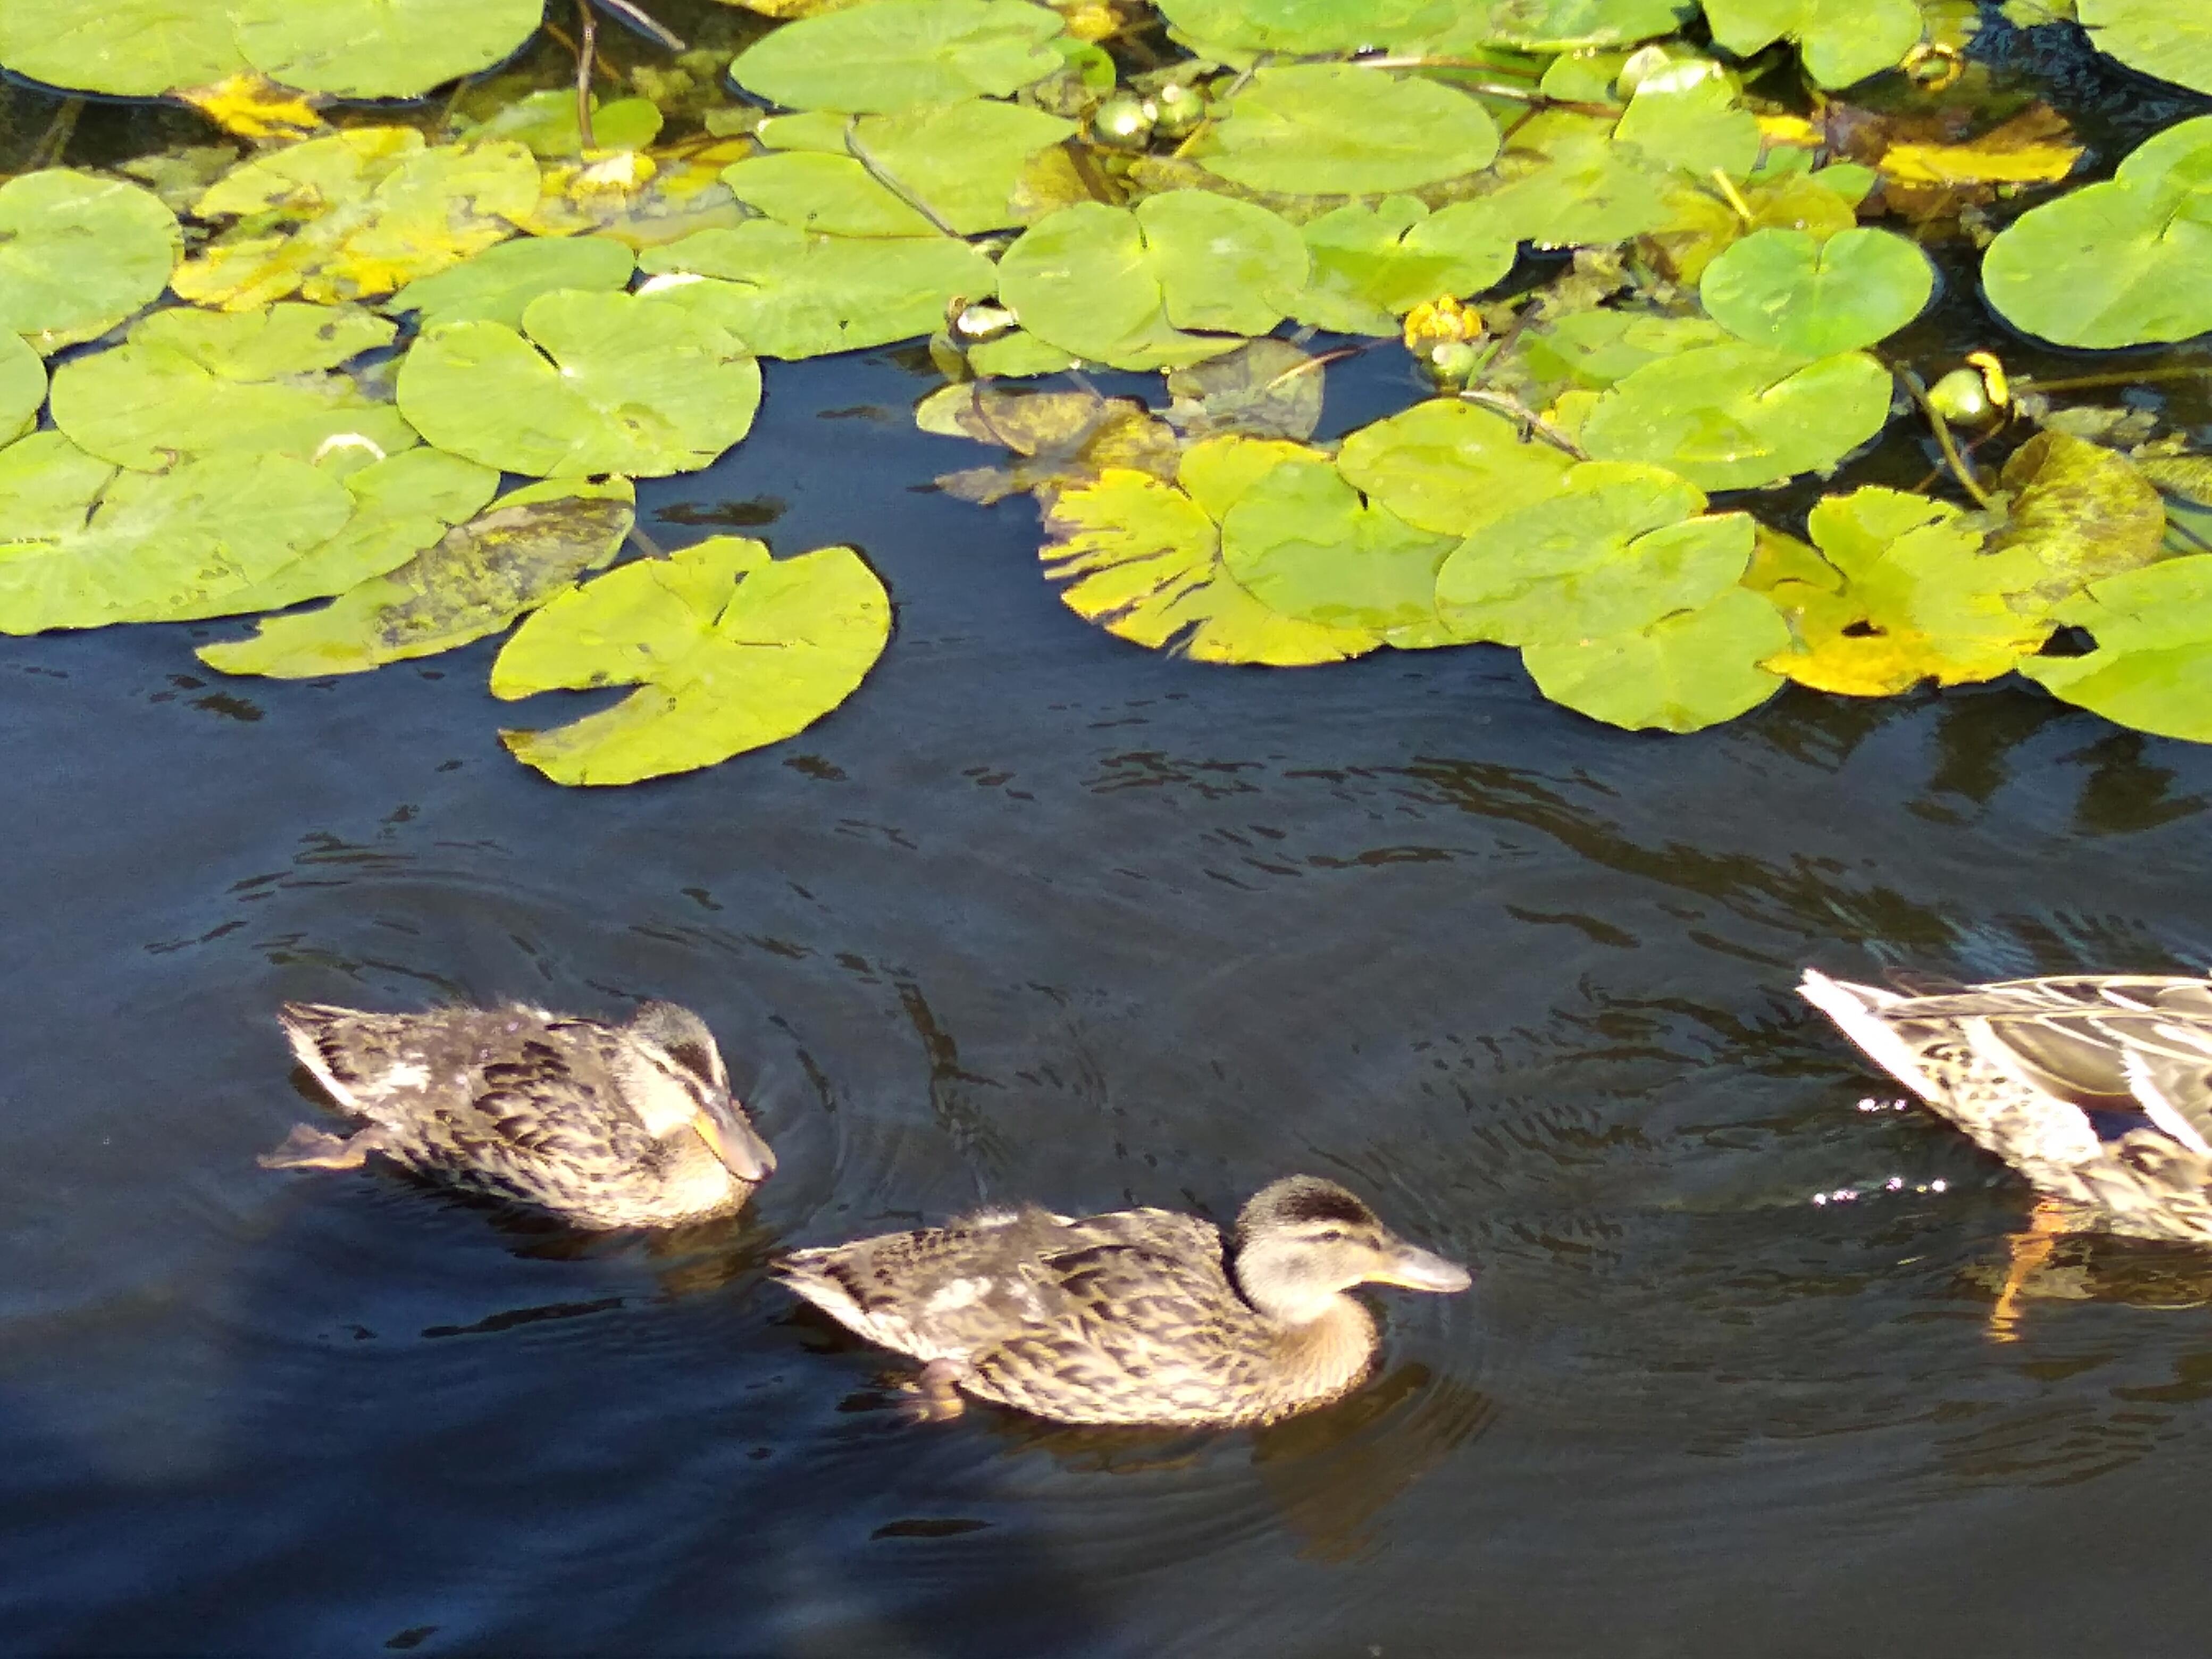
[1798,968,1941,1103]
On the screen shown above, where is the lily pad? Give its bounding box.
[1700,0,1923,87]
[50,303,414,474]
[1041,466,1382,665]
[1612,67,1759,179]
[1152,0,1464,54]
[0,433,355,633]
[1477,112,1677,248]
[1217,448,1462,631]
[175,128,541,310]
[730,0,1067,112]
[1335,400,1576,536]
[1982,115,2212,349]
[491,535,892,786]
[0,170,181,353]
[1199,65,1501,196]
[1434,460,1753,646]
[996,194,1306,372]
[750,100,1076,236]
[2077,0,2212,98]
[1522,585,1791,731]
[384,236,637,332]
[1290,197,1518,337]
[198,479,635,678]
[1515,311,1737,395]
[1578,344,1895,491]
[397,290,761,477]
[1985,431,2168,606]
[636,224,995,359]
[1698,227,1933,357]
[460,90,665,160]
[1476,0,1695,51]
[2022,557,2212,739]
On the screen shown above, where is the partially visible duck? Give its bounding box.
[776,1175,1471,1426]
[261,999,775,1229]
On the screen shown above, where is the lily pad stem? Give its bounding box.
[2015,367,2212,394]
[843,119,961,239]
[1709,167,1755,226]
[1900,367,1994,510]
[589,0,685,51]
[575,1,598,152]
[1455,390,1586,459]
[23,97,81,171]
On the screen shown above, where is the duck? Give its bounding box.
[259,999,776,1229]
[1800,968,2212,1244]
[775,1175,1471,1427]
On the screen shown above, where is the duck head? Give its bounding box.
[1231,1175,1470,1324]
[626,1001,777,1183]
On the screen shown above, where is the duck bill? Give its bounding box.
[1371,1242,1472,1293]
[692,1104,776,1183]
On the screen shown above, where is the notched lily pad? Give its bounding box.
[1698,227,1933,358]
[1522,585,1791,732]
[2023,556,2212,740]
[491,535,893,786]
[749,100,1076,236]
[1291,197,1518,338]
[1701,0,1923,88]
[386,236,636,332]
[730,0,1068,112]
[1335,400,1578,537]
[1198,65,1501,197]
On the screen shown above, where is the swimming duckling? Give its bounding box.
[261,1000,775,1229]
[776,1175,1471,1426]
[1802,968,2212,1243]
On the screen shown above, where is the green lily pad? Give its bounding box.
[384,236,637,332]
[1217,450,1461,631]
[460,90,665,159]
[1335,400,1576,536]
[0,433,356,634]
[1434,460,1752,645]
[730,0,1067,113]
[1578,344,1895,491]
[2077,0,2212,98]
[1700,0,1924,87]
[2022,557,2212,739]
[752,100,1076,236]
[0,170,180,353]
[1982,115,2212,349]
[0,336,43,446]
[1515,311,1737,395]
[1042,462,1382,665]
[722,152,946,238]
[50,302,414,474]
[1290,197,1518,337]
[1475,0,1695,50]
[491,535,892,785]
[396,290,761,477]
[198,479,635,679]
[1153,0,1462,54]
[1522,585,1791,731]
[1199,65,1501,196]
[1699,227,1933,357]
[1612,68,1759,179]
[636,223,995,360]
[998,194,1306,371]
[1477,111,1677,248]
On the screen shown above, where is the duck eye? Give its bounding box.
[1312,1228,1346,1243]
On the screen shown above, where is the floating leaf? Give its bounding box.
[384,236,636,331]
[0,336,43,446]
[2076,0,2212,98]
[51,303,413,474]
[0,433,355,633]
[1476,0,1695,50]
[996,194,1305,371]
[0,170,180,354]
[1217,448,1461,631]
[1986,431,2168,606]
[1335,400,1576,536]
[491,535,892,785]
[198,480,635,678]
[460,90,665,159]
[1478,112,1675,248]
[1435,460,1752,646]
[175,128,540,311]
[397,289,760,477]
[1153,0,1465,54]
[1701,0,1923,88]
[730,0,1067,112]
[1199,66,1500,196]
[1612,66,1759,180]
[1041,466,1381,664]
[721,152,946,237]
[1522,586,1791,731]
[1290,197,1517,337]
[1578,344,1893,491]
[751,101,1076,235]
[1757,487,2051,696]
[637,223,994,359]
[1641,167,1863,284]
[2022,557,2212,739]
[1982,115,2212,349]
[1698,227,1933,357]
[1515,311,1736,395]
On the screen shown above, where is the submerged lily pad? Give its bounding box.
[51,303,413,473]
[198,479,635,678]
[0,433,355,633]
[730,0,1067,112]
[491,535,893,786]
[1041,466,1381,665]
[997,194,1306,371]
[1522,585,1791,732]
[0,171,181,353]
[1982,115,2212,349]
[1698,227,1933,357]
[1291,197,1518,337]
[397,290,761,477]
[2022,557,2212,739]
[637,224,995,359]
[1200,66,1501,196]
[1578,344,1894,491]
[1700,0,1922,87]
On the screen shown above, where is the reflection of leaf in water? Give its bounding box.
[917,382,1180,505]
[1163,338,1325,443]
[197,479,633,678]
